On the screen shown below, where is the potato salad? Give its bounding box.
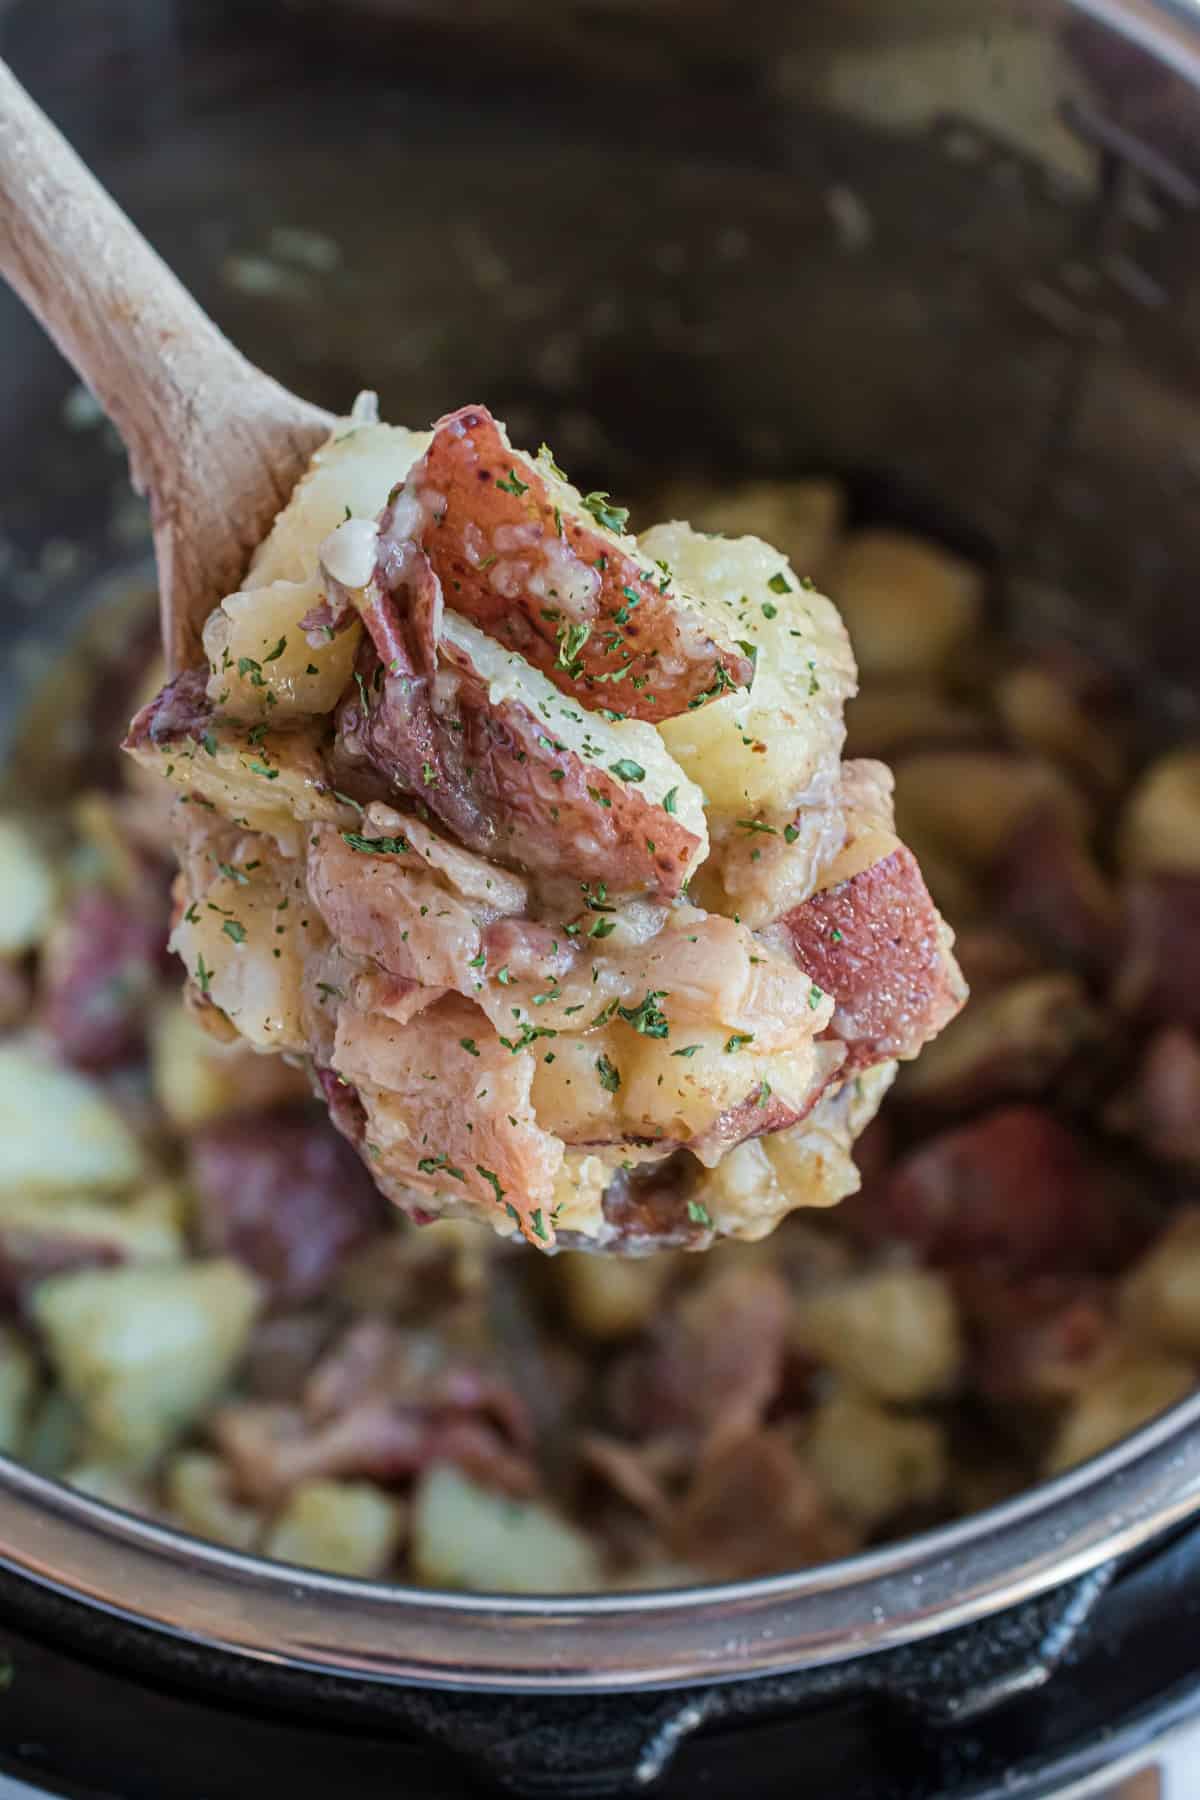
[124,399,964,1250]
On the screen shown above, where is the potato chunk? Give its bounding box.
[645,523,856,822]
[828,529,982,679]
[411,1462,601,1592]
[1119,749,1200,875]
[0,818,55,954]
[0,1044,144,1194]
[792,1267,962,1403]
[264,1478,405,1577]
[32,1259,260,1466]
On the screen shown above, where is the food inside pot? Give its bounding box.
[123,398,963,1250]
[0,448,1193,1590]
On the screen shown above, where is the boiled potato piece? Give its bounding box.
[0,1183,184,1266]
[1119,749,1200,875]
[1046,1351,1194,1474]
[808,1386,947,1530]
[126,713,358,857]
[0,1044,144,1193]
[0,1328,39,1454]
[411,406,753,721]
[33,1259,260,1466]
[652,478,844,582]
[0,818,55,953]
[828,529,982,679]
[265,1478,405,1577]
[792,1267,962,1403]
[165,1451,262,1550]
[1119,1211,1200,1357]
[150,998,309,1131]
[246,412,432,588]
[411,1464,602,1593]
[556,1251,675,1341]
[645,523,856,821]
[892,750,1088,870]
[170,854,321,1054]
[204,573,362,723]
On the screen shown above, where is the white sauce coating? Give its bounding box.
[318,518,381,592]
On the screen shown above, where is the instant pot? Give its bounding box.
[3,1,1200,1793]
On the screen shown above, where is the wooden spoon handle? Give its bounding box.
[0,57,245,500]
[0,59,334,669]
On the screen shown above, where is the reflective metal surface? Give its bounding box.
[2,0,1200,1700]
[0,1386,1196,1690]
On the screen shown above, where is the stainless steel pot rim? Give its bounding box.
[0,1386,1198,1692]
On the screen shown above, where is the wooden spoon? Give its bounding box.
[0,59,335,671]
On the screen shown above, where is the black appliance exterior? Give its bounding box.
[0,1524,1196,1797]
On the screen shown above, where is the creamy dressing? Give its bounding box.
[318,517,381,591]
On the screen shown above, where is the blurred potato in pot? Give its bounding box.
[995,657,1126,796]
[650,477,844,582]
[895,972,1102,1113]
[0,1044,145,1194]
[164,1449,262,1551]
[893,749,1089,873]
[1045,1348,1194,1476]
[32,1258,261,1466]
[0,818,56,955]
[555,1251,676,1342]
[792,1266,962,1403]
[264,1477,406,1577]
[150,998,309,1131]
[1118,1209,1200,1356]
[844,682,988,761]
[1119,748,1200,875]
[827,528,983,680]
[807,1386,947,1531]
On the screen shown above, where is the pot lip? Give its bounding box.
[1,1389,1199,1692]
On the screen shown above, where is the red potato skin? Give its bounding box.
[1116,876,1200,1030]
[993,807,1120,977]
[781,844,966,1069]
[336,581,702,900]
[851,1105,1139,1278]
[40,882,171,1070]
[188,1110,388,1306]
[962,1274,1116,1406]
[410,406,753,720]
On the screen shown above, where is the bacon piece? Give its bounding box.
[782,842,965,1069]
[606,1266,790,1455]
[123,667,212,750]
[401,405,753,719]
[213,1318,535,1505]
[330,996,563,1245]
[964,1275,1117,1406]
[669,1430,856,1579]
[188,1110,387,1305]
